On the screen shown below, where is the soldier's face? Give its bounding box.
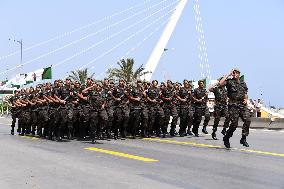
[232,71,240,79]
[199,82,204,88]
[75,83,80,88]
[184,82,189,88]
[65,80,71,85]
[104,80,109,86]
[119,80,125,86]
[152,81,158,87]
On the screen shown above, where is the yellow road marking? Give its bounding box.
[143,138,284,158]
[20,136,39,140]
[143,138,223,148]
[85,147,158,162]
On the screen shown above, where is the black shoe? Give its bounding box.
[193,132,199,137]
[179,133,184,137]
[212,132,218,140]
[57,137,62,142]
[11,130,14,135]
[223,136,230,148]
[221,129,226,136]
[202,128,208,134]
[162,133,166,138]
[91,139,96,144]
[240,138,249,147]
[187,130,193,136]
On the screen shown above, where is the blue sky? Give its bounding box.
[0,0,283,107]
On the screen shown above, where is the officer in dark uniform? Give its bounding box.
[146,80,164,137]
[192,80,210,136]
[208,79,230,140]
[219,68,251,148]
[161,80,179,137]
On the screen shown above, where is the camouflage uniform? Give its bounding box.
[176,86,194,137]
[112,85,129,139]
[223,78,251,147]
[161,85,178,137]
[146,86,164,137]
[192,87,210,136]
[211,85,230,138]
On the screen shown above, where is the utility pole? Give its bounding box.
[9,38,23,69]
[9,38,23,81]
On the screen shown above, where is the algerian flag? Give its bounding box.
[42,66,52,80]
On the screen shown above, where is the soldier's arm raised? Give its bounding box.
[219,70,234,87]
[76,93,87,101]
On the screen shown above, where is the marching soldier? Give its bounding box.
[219,68,251,148]
[208,79,230,140]
[192,80,210,137]
[176,80,194,137]
[161,80,179,137]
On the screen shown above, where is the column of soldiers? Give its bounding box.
[7,68,250,148]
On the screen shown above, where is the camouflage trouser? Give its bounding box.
[19,110,31,135]
[140,106,148,136]
[213,105,230,132]
[38,108,49,137]
[179,106,193,135]
[129,108,141,137]
[10,109,17,132]
[72,107,80,137]
[58,106,73,138]
[89,109,108,140]
[148,105,164,136]
[106,107,114,137]
[79,105,90,138]
[226,104,251,138]
[113,106,129,138]
[192,106,210,134]
[48,108,58,139]
[163,104,178,135]
[31,110,38,135]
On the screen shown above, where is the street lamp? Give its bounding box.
[9,38,23,65]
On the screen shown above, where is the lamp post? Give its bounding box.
[9,38,23,66]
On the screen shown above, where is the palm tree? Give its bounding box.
[107,58,150,83]
[68,68,95,84]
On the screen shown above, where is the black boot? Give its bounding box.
[202,127,208,134]
[170,129,175,137]
[11,128,14,135]
[91,138,96,144]
[187,130,193,136]
[240,136,249,147]
[212,132,218,140]
[223,135,230,148]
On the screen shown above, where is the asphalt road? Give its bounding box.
[0,117,284,189]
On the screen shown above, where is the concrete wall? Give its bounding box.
[207,117,284,130]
